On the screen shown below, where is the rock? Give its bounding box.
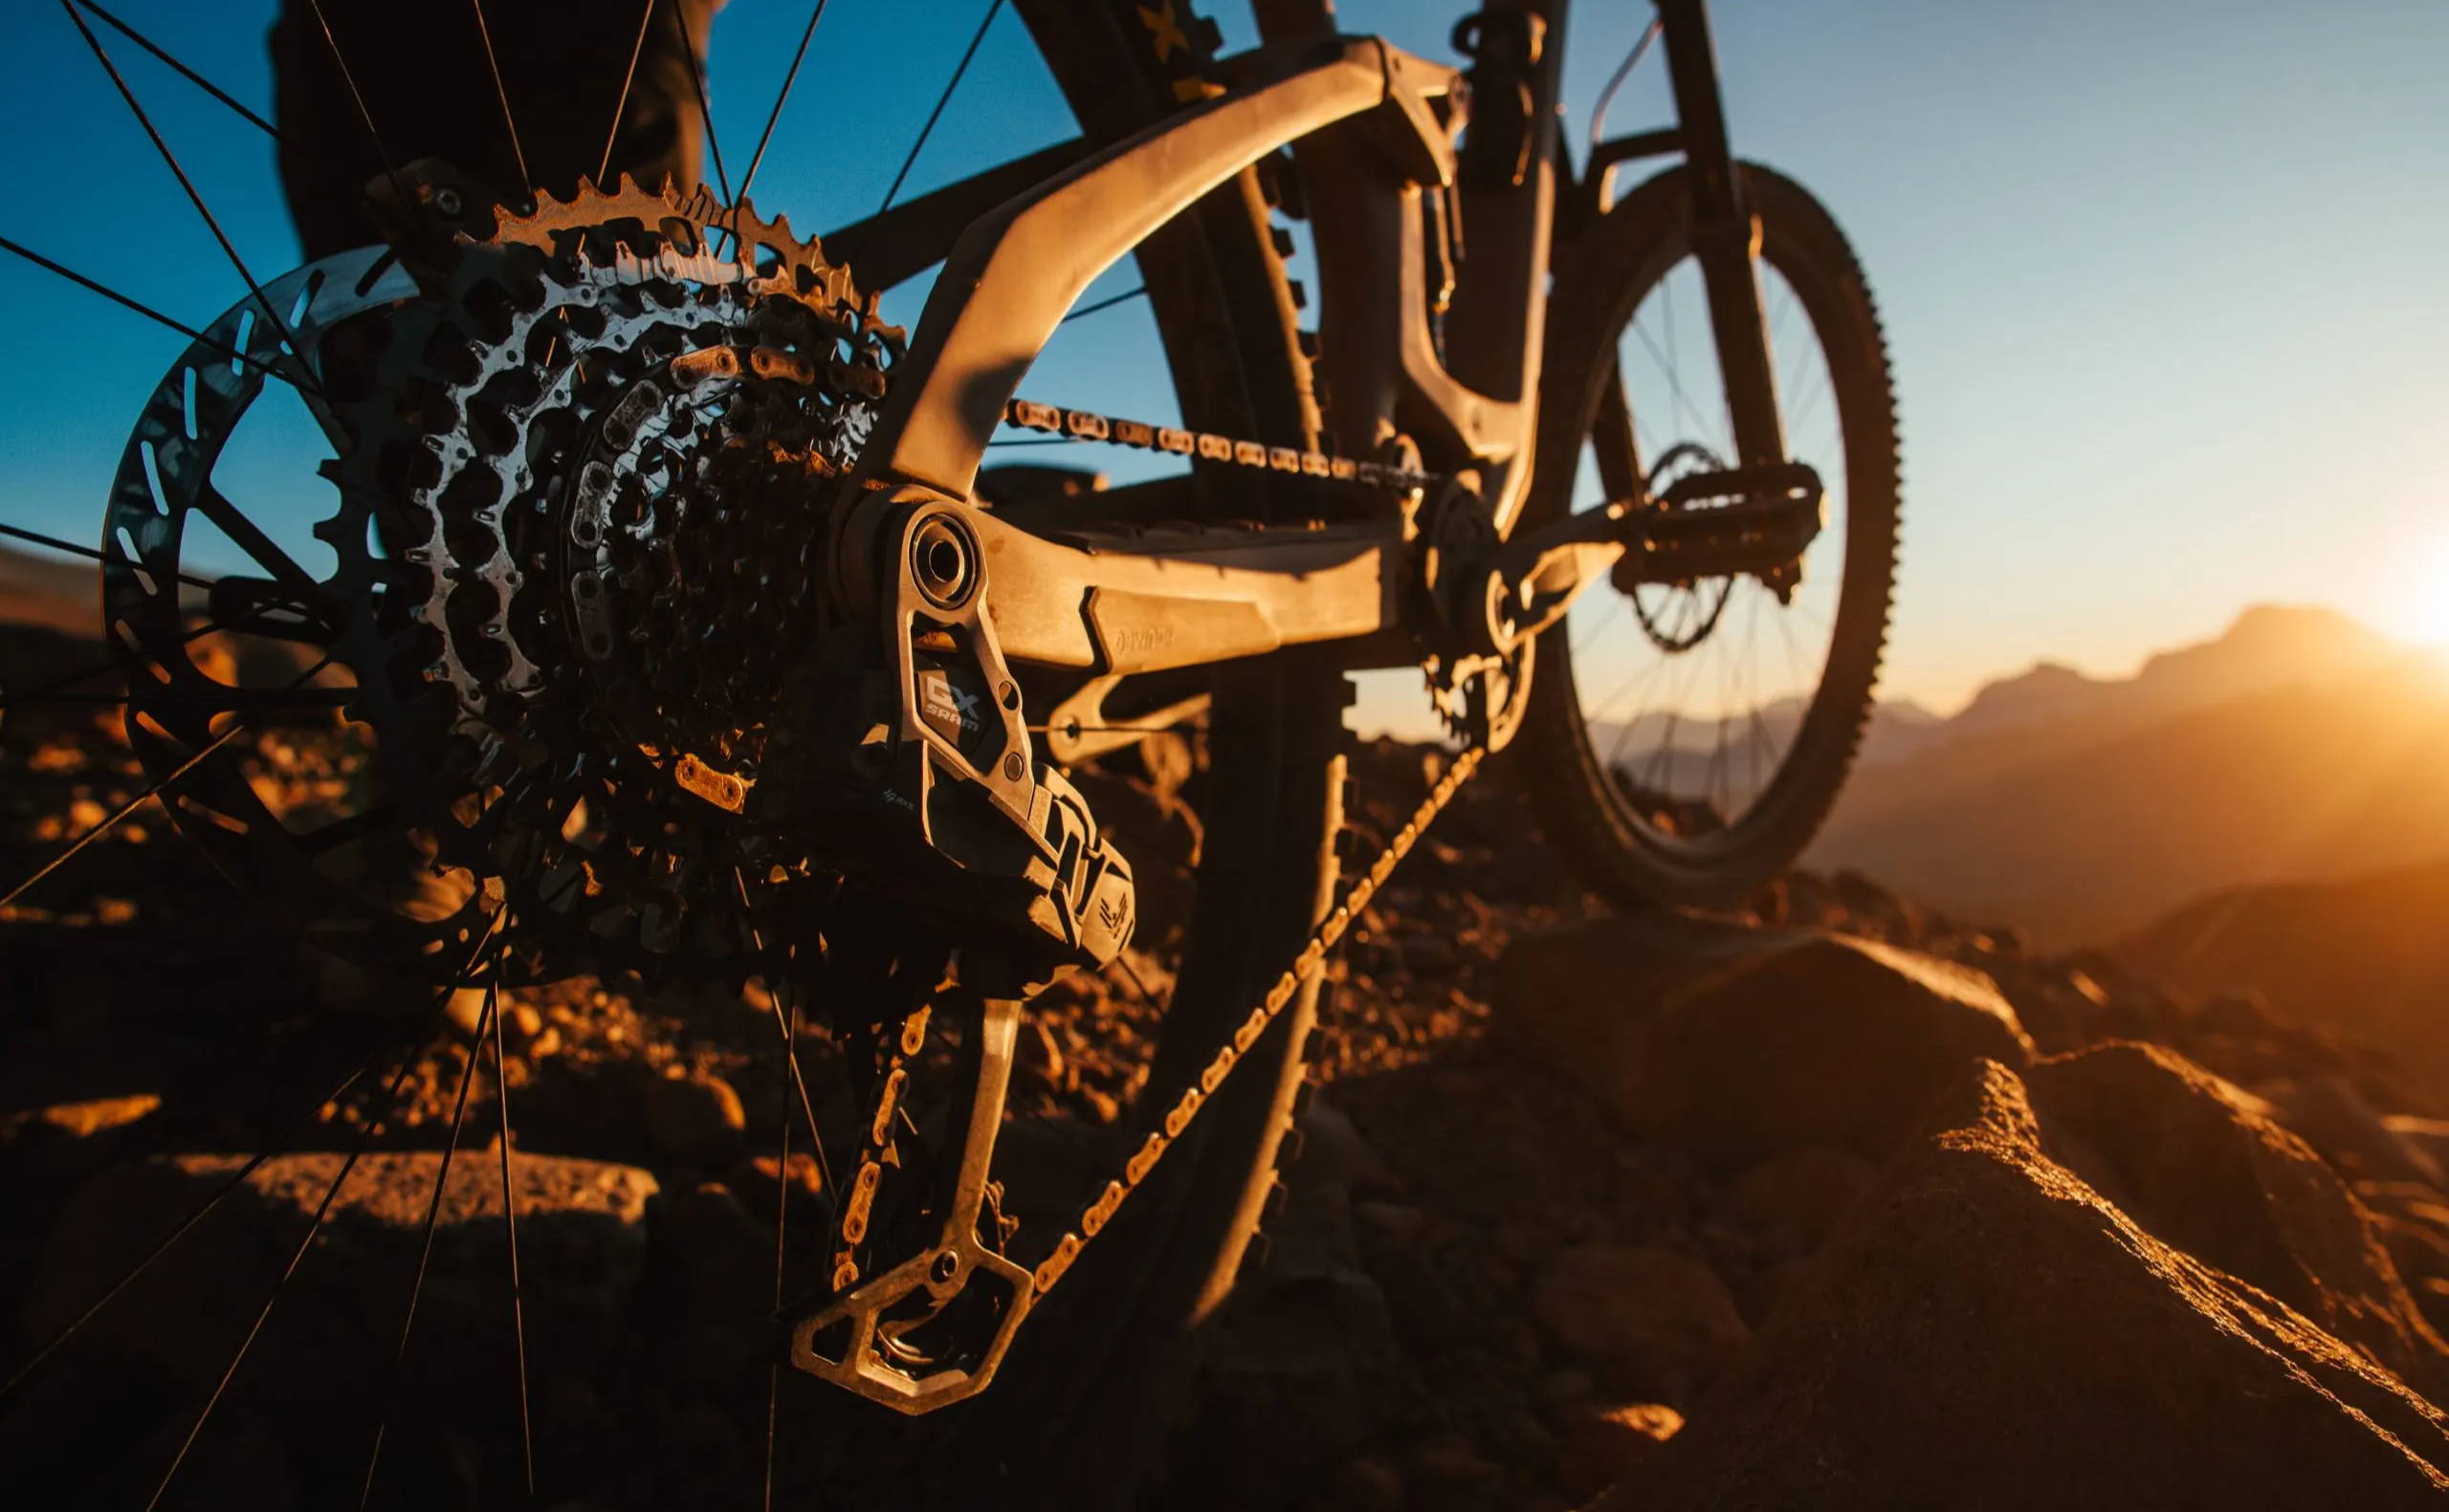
[1355,1199,1426,1240]
[1595,1060,2449,1510]
[1406,1442,1504,1512]
[1162,1094,1401,1504]
[1067,768,1202,946]
[643,1069,746,1163]
[1268,1094,1394,1276]
[1529,1244,1750,1401]
[1718,1147,1880,1260]
[1495,914,2033,1157]
[2386,1114,2449,1180]
[2276,1076,2449,1187]
[2025,1041,2449,1393]
[10,1151,656,1504]
[642,1181,774,1390]
[0,1093,160,1142]
[1326,1455,1402,1512]
[1558,1402,1684,1501]
[1533,1367,1598,1426]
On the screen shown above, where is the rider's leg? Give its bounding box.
[270,0,717,259]
[266,0,719,1010]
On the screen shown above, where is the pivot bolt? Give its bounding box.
[910,517,975,608]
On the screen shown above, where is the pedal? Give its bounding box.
[1611,461,1823,587]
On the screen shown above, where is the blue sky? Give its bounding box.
[3,0,2445,730]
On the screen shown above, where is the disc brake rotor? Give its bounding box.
[107,182,901,983]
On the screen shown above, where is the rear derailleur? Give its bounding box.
[755,493,1136,1409]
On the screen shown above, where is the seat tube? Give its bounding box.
[1656,0,1786,464]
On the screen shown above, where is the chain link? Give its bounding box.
[817,399,1490,1360]
[1002,398,1445,493]
[1026,741,1486,1297]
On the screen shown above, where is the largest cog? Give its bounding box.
[336,178,900,975]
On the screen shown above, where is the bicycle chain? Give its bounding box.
[804,405,1492,1322]
[1026,741,1485,1297]
[1001,398,1445,493]
[830,997,933,1293]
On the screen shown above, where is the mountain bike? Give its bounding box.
[0,0,1896,1504]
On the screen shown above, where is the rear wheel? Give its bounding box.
[0,5,1342,1510]
[1519,163,1901,908]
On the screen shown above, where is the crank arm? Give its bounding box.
[1484,462,1822,647]
[787,992,1038,1413]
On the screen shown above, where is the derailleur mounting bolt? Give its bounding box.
[911,516,976,609]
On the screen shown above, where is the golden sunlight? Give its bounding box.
[2417,537,2449,645]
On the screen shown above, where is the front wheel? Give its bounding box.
[1517,163,1901,909]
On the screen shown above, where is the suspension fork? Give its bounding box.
[1655,0,1786,466]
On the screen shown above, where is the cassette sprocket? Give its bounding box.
[334,178,900,975]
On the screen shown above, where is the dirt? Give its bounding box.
[8,632,2449,1510]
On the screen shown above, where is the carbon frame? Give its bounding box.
[817,0,1785,685]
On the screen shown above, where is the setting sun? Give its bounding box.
[2406,537,2449,645]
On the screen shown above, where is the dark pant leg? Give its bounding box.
[270,0,717,259]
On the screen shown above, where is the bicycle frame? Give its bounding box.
[818,0,1791,685]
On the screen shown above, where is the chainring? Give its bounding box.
[1626,441,1736,652]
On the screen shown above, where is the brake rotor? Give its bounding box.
[105,180,901,985]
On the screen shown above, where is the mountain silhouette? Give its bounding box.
[2115,854,2449,1087]
[1806,605,2448,945]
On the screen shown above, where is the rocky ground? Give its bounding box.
[8,646,2449,1508]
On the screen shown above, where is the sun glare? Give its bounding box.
[2401,537,2449,646]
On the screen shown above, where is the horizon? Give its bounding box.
[2,1,2444,732]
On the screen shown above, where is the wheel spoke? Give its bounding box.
[0,654,331,909]
[731,870,838,1191]
[485,938,536,1498]
[70,0,278,139]
[1570,594,1628,657]
[0,236,315,396]
[59,0,311,366]
[1628,317,1714,454]
[1584,643,1671,747]
[298,0,408,208]
[144,1042,428,1512]
[0,1050,386,1405]
[467,0,533,201]
[763,992,797,1509]
[739,0,832,207]
[0,519,210,592]
[853,0,1006,265]
[358,945,503,1507]
[1060,284,1148,324]
[597,0,657,188]
[2,618,254,712]
[664,0,730,202]
[2,719,244,909]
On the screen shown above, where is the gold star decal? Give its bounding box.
[1139,1,1190,62]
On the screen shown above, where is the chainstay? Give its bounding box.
[1004,397,1445,493]
[1026,739,1488,1298]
